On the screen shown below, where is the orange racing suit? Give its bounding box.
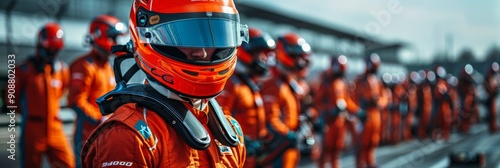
[403,81,418,141]
[68,53,115,166]
[297,77,321,161]
[216,74,268,167]
[353,73,387,168]
[433,78,452,141]
[483,72,499,133]
[447,84,461,131]
[417,81,433,140]
[297,78,319,122]
[260,73,301,168]
[81,103,246,167]
[380,84,392,144]
[457,75,479,133]
[391,83,410,144]
[8,57,75,168]
[315,73,359,168]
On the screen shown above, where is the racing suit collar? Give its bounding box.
[147,78,209,111]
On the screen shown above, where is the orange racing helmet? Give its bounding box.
[275,32,312,72]
[129,0,249,98]
[37,22,64,60]
[88,14,127,56]
[237,27,275,77]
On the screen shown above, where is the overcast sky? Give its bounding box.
[250,0,499,64]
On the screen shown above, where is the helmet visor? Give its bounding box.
[244,33,276,52]
[108,22,128,42]
[137,18,249,48]
[282,41,312,58]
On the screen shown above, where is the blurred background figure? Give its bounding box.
[389,73,407,145]
[260,32,312,168]
[345,79,360,154]
[446,74,461,132]
[67,14,126,167]
[457,64,479,134]
[431,66,453,141]
[353,53,388,168]
[403,71,418,141]
[380,73,393,145]
[216,27,275,168]
[295,63,321,161]
[4,22,75,168]
[483,62,499,134]
[314,55,360,168]
[417,70,434,140]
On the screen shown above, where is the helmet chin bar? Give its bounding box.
[97,54,239,149]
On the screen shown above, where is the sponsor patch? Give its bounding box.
[217,144,233,156]
[134,120,152,139]
[229,118,243,138]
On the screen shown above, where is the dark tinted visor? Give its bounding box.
[137,18,248,48]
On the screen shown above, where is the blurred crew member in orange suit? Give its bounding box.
[5,22,75,168]
[483,62,499,133]
[315,55,360,168]
[417,70,434,140]
[403,72,419,141]
[297,64,319,123]
[446,74,461,131]
[216,27,275,167]
[353,53,388,168]
[390,73,417,143]
[346,80,360,150]
[389,73,403,144]
[380,73,393,145]
[457,64,480,134]
[81,0,249,167]
[296,61,321,161]
[432,66,453,141]
[295,48,323,159]
[67,14,126,167]
[260,32,312,168]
